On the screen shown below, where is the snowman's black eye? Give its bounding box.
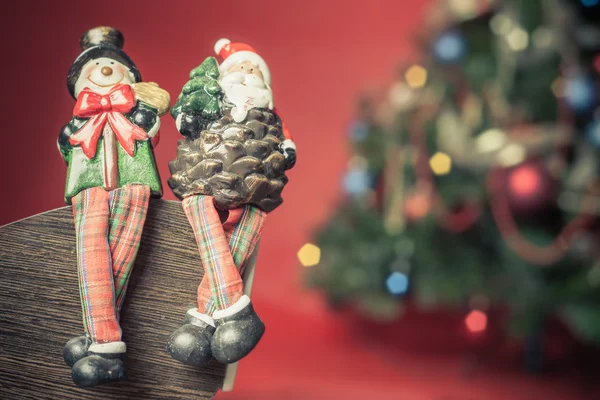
[110,61,114,64]
[96,62,99,65]
[241,65,244,69]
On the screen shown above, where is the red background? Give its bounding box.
[1,1,598,399]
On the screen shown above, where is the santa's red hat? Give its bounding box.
[214,38,271,85]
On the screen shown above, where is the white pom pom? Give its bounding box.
[214,38,231,55]
[282,139,296,151]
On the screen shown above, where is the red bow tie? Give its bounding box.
[70,84,149,159]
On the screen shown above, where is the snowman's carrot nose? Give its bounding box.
[101,66,113,76]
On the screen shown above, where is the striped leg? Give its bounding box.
[72,187,120,344]
[107,184,151,315]
[183,196,244,311]
[200,205,267,316]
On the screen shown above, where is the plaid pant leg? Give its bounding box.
[201,205,267,316]
[199,208,244,315]
[196,276,213,314]
[108,184,151,315]
[183,195,244,311]
[230,205,267,278]
[72,187,121,344]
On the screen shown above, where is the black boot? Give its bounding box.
[211,296,265,364]
[166,310,216,367]
[71,352,126,388]
[63,335,91,367]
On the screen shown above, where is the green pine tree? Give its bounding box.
[171,56,223,125]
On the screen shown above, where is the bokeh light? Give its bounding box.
[506,27,529,51]
[497,143,526,167]
[581,0,599,7]
[386,272,409,295]
[564,75,596,112]
[405,65,428,88]
[347,155,368,169]
[490,13,512,36]
[465,310,488,333]
[449,0,478,19]
[343,166,371,195]
[476,129,507,153]
[298,243,321,267]
[434,31,467,63]
[389,81,415,110]
[429,152,452,175]
[404,192,431,220]
[509,165,540,197]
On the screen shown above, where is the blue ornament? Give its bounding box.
[349,120,369,143]
[581,0,599,7]
[433,31,467,64]
[585,119,600,147]
[564,76,596,113]
[386,272,409,295]
[342,167,371,195]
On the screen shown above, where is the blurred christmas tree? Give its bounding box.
[305,0,600,356]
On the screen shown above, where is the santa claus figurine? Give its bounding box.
[57,26,170,387]
[167,39,296,366]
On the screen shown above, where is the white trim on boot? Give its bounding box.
[187,308,215,327]
[88,341,126,354]
[213,295,251,320]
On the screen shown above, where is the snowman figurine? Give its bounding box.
[57,26,169,388]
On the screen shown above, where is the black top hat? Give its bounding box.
[67,26,142,99]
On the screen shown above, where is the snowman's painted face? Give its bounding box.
[74,57,135,97]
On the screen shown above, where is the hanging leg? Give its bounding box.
[71,187,119,345]
[167,195,243,366]
[210,204,267,364]
[183,195,245,310]
[167,199,267,365]
[229,205,267,279]
[68,187,125,388]
[200,207,245,316]
[108,184,151,314]
[64,185,150,369]
[202,205,266,316]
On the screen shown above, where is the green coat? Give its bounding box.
[58,101,162,204]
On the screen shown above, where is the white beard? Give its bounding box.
[220,72,273,122]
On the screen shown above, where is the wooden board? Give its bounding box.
[0,199,225,399]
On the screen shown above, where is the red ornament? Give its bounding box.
[465,310,487,333]
[505,162,556,215]
[404,192,431,221]
[509,165,540,197]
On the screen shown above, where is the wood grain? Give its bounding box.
[0,199,224,399]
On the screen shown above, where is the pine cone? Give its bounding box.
[168,107,289,213]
